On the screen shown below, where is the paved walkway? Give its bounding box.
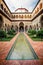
[0,32,43,65]
[24,33,43,60]
[0,33,19,59]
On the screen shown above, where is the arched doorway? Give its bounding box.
[0,15,4,29]
[19,22,24,32]
[40,15,43,29]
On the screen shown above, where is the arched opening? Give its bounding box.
[15,25,18,32]
[25,25,28,32]
[29,25,32,30]
[0,15,4,29]
[40,15,43,29]
[34,25,36,30]
[36,24,39,30]
[5,24,7,32]
[11,25,14,30]
[19,22,24,32]
[1,4,3,10]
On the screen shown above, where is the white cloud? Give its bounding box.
[4,0,39,12]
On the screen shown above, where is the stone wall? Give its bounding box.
[0,13,11,32]
[32,14,43,30]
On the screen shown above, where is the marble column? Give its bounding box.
[24,25,25,32]
[18,26,19,32]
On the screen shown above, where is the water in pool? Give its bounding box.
[6,33,38,60]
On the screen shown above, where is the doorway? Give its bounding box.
[19,22,24,32]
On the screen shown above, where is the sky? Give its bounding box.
[4,0,39,12]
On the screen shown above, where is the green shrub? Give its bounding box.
[28,30,31,33]
[28,30,36,35]
[7,30,14,35]
[0,30,7,38]
[12,29,16,33]
[36,30,43,38]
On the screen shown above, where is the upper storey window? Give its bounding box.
[40,3,42,9]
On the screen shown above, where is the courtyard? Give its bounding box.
[0,32,43,65]
[0,0,43,65]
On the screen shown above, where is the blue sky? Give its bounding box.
[4,0,39,12]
